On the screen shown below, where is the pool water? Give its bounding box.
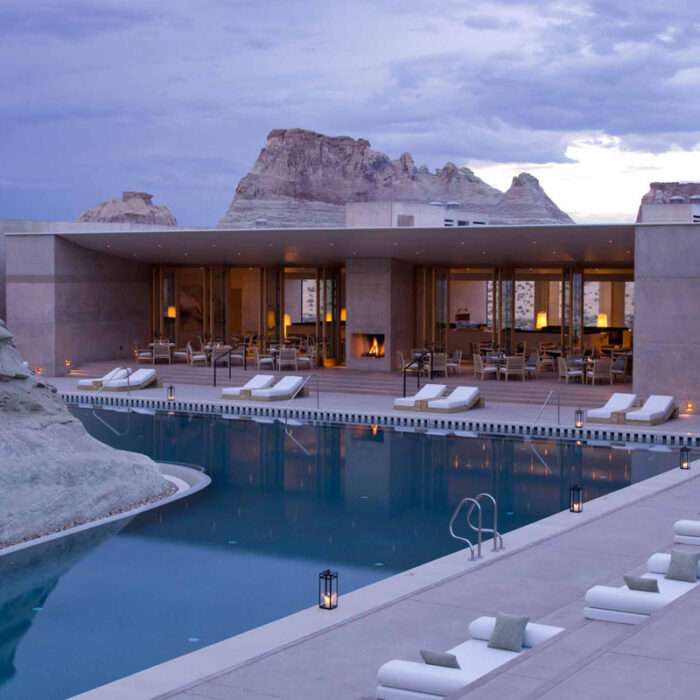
[0,408,678,699]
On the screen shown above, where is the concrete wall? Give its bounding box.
[6,234,151,376]
[345,257,414,371]
[633,224,700,403]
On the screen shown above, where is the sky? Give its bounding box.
[1,0,699,226]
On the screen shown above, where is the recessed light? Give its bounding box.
[330,243,335,247]
[532,240,537,244]
[106,244,111,248]
[158,244,162,248]
[626,250,631,254]
[461,241,465,245]
[268,243,273,247]
[237,252,241,256]
[211,244,216,248]
[184,252,189,256]
[415,251,420,255]
[393,242,398,246]
[133,253,137,257]
[608,240,613,244]
[482,251,486,255]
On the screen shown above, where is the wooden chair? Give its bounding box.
[524,351,540,378]
[558,357,583,384]
[611,355,629,383]
[473,353,497,380]
[430,352,448,377]
[134,341,152,364]
[172,344,189,363]
[297,345,316,369]
[253,346,274,370]
[499,356,525,382]
[446,350,462,375]
[152,342,171,364]
[586,358,613,386]
[187,342,208,366]
[278,347,298,371]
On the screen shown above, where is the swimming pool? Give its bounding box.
[0,408,678,699]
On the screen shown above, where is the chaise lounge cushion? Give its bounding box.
[665,550,700,583]
[487,612,529,652]
[624,575,659,593]
[222,374,275,398]
[251,375,303,399]
[77,367,130,388]
[625,395,675,423]
[419,650,460,669]
[586,393,636,420]
[674,520,700,538]
[426,386,479,411]
[394,384,446,408]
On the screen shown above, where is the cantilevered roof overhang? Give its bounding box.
[7,223,638,267]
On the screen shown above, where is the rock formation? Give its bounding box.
[0,319,173,549]
[77,191,177,225]
[218,128,573,228]
[636,181,700,222]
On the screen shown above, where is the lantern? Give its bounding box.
[64,359,71,368]
[535,311,548,330]
[167,385,175,402]
[597,313,608,328]
[319,569,338,610]
[680,446,691,470]
[166,305,177,319]
[569,485,583,513]
[574,408,584,429]
[685,400,694,414]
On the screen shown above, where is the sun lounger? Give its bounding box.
[394,384,447,411]
[586,393,637,423]
[376,616,563,699]
[584,553,700,625]
[620,395,678,426]
[249,375,306,401]
[425,386,483,413]
[674,520,700,545]
[77,367,131,390]
[221,374,275,400]
[101,368,157,391]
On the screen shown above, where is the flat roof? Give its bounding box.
[6,223,639,267]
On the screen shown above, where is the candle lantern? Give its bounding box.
[680,446,691,470]
[574,408,584,429]
[319,569,338,610]
[167,385,175,402]
[569,484,583,513]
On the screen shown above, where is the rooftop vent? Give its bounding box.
[670,196,685,203]
[255,217,268,227]
[690,195,700,203]
[446,201,460,209]
[428,201,443,207]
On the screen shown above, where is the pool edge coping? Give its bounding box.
[69,458,700,700]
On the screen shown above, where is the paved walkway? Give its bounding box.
[159,459,700,700]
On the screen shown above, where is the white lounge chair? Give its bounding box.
[621,395,678,426]
[394,384,446,411]
[77,367,131,391]
[101,368,157,391]
[674,520,700,545]
[425,386,483,413]
[249,375,306,401]
[376,616,563,699]
[221,375,275,400]
[584,553,699,625]
[586,393,637,423]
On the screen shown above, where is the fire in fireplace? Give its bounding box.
[353,333,386,359]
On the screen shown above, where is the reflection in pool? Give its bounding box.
[0,408,676,699]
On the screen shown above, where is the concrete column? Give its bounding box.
[345,257,414,371]
[634,224,700,404]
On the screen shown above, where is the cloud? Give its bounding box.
[463,14,520,30]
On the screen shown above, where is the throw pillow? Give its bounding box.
[665,550,700,583]
[487,612,530,653]
[419,650,460,668]
[623,575,659,593]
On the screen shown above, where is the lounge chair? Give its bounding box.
[221,375,275,400]
[376,616,563,699]
[621,395,678,426]
[77,367,131,391]
[586,393,637,424]
[499,356,525,382]
[249,375,306,401]
[101,368,157,392]
[674,520,700,545]
[394,384,446,411]
[425,386,483,413]
[584,552,699,625]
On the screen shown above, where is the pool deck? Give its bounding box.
[56,375,700,700]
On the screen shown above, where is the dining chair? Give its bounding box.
[152,342,171,364]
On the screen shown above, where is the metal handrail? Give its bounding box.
[402,351,433,397]
[467,493,504,552]
[531,389,561,428]
[212,348,232,387]
[449,497,482,561]
[281,375,314,455]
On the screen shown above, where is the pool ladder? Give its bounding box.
[449,493,504,561]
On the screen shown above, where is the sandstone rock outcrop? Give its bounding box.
[0,319,173,549]
[77,191,177,225]
[218,128,573,228]
[636,181,700,222]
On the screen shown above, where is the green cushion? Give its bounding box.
[419,650,460,668]
[623,575,659,593]
[487,612,530,652]
[665,550,700,583]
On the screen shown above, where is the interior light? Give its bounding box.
[597,313,608,328]
[536,311,548,330]
[166,305,176,319]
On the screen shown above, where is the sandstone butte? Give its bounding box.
[0,318,174,550]
[77,191,177,226]
[636,181,700,222]
[218,128,574,228]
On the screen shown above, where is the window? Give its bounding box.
[397,214,414,227]
[457,220,467,226]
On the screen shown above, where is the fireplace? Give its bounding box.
[351,333,386,359]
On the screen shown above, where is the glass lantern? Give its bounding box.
[681,446,691,470]
[569,484,583,513]
[574,408,584,429]
[167,385,175,402]
[319,569,338,610]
